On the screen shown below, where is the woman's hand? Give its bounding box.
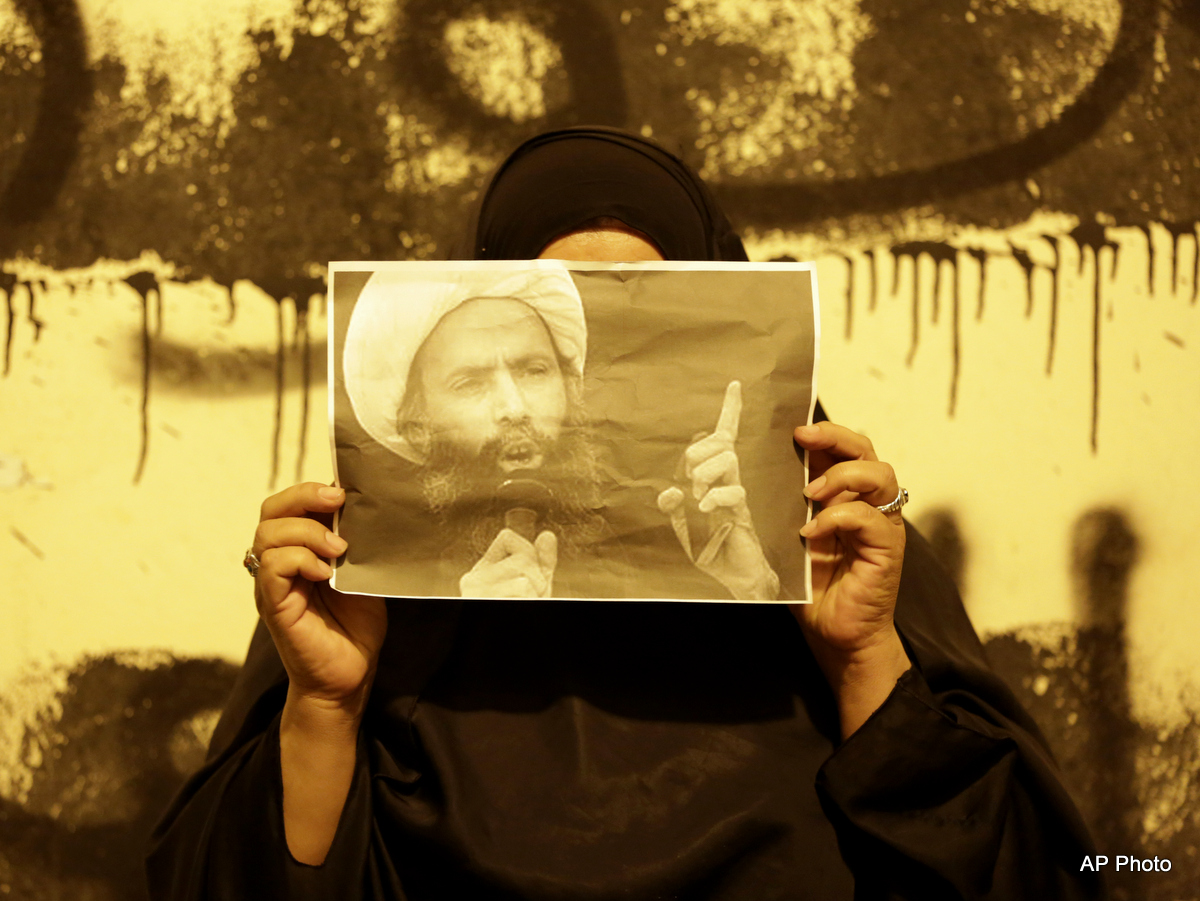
[791,423,911,739]
[251,482,387,713]
[252,482,388,864]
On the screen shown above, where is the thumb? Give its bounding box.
[481,528,529,564]
[534,530,558,575]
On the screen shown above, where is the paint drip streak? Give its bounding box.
[1046,239,1060,375]
[967,248,987,320]
[931,258,941,324]
[1009,244,1035,318]
[1091,254,1101,454]
[866,250,877,311]
[133,292,151,484]
[270,302,285,490]
[911,259,920,329]
[28,287,44,341]
[1170,231,1180,291]
[950,284,961,418]
[1145,227,1155,295]
[295,307,311,484]
[3,288,12,376]
[907,264,919,367]
[843,255,854,340]
[1193,236,1199,304]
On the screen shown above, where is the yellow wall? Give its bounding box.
[3,221,1196,727]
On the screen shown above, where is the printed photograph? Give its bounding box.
[329,262,818,601]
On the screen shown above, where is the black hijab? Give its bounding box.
[454,125,825,424]
[456,126,749,262]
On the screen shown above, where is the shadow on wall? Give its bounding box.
[0,654,238,900]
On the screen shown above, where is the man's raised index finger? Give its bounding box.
[714,380,742,440]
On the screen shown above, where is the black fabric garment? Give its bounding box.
[454,126,749,262]
[146,526,1100,900]
[147,127,1100,899]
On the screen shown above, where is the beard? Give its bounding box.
[417,420,606,562]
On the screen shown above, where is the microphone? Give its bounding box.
[494,477,553,543]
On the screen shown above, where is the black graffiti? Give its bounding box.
[713,0,1161,227]
[1070,223,1121,453]
[1,270,16,375]
[1044,236,1062,375]
[123,271,159,484]
[0,0,91,258]
[0,654,239,900]
[915,507,967,592]
[0,0,1196,478]
[965,247,987,321]
[1155,222,1199,301]
[256,275,324,488]
[1008,242,1037,317]
[397,0,627,139]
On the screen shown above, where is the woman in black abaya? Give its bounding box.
[147,128,1102,901]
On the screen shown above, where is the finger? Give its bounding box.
[260,482,345,522]
[675,436,707,481]
[535,531,558,576]
[714,380,742,441]
[698,484,746,513]
[792,422,878,463]
[479,528,537,564]
[804,460,898,507]
[254,517,348,559]
[493,557,549,596]
[657,486,684,514]
[257,546,331,607]
[683,432,733,475]
[493,577,539,599]
[691,450,739,498]
[799,501,900,549]
[658,487,693,561]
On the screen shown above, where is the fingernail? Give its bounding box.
[799,521,816,537]
[326,531,348,553]
[796,425,819,440]
[319,561,333,579]
[319,486,344,501]
[803,475,826,498]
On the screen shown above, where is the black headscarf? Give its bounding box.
[454,125,825,423]
[456,126,749,262]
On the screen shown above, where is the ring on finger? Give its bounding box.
[875,487,909,515]
[243,548,261,578]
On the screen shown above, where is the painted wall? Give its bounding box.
[1,0,1197,897]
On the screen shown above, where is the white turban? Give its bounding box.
[342,266,587,463]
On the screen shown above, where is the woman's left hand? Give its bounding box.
[792,421,911,739]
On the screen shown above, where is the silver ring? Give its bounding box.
[876,487,909,515]
[243,548,260,578]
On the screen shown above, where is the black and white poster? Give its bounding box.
[329,261,819,602]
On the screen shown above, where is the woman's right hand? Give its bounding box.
[251,482,387,713]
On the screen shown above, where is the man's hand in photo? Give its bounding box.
[658,380,780,601]
[460,528,558,599]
